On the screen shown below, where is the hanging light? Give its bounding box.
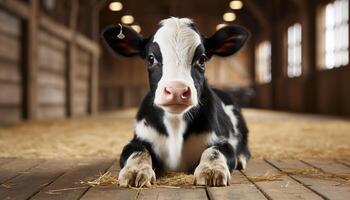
[43,0,56,11]
[216,23,227,30]
[131,24,141,33]
[229,0,243,10]
[121,15,134,24]
[223,12,236,22]
[109,1,123,11]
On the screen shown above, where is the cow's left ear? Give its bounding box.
[101,24,145,57]
[204,25,249,57]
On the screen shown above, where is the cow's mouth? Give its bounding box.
[159,103,192,114]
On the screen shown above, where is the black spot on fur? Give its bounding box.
[209,149,220,161]
[213,142,237,172]
[120,137,165,176]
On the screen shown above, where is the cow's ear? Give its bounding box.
[101,24,144,57]
[204,25,249,57]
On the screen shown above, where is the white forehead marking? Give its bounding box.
[153,17,201,67]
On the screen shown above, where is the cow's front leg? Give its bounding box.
[194,144,235,186]
[118,150,156,187]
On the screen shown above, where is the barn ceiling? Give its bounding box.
[98,0,269,36]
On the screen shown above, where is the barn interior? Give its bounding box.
[0,0,350,199]
[0,0,350,198]
[1,0,349,158]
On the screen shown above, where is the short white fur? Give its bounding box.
[135,117,220,171]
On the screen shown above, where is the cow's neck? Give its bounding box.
[163,112,187,136]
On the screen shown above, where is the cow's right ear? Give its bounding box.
[101,24,144,57]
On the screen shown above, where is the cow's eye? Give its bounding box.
[196,54,207,66]
[146,54,158,65]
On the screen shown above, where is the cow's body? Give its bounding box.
[102,17,250,187]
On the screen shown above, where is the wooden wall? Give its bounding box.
[206,42,253,88]
[74,47,91,116]
[99,52,149,110]
[0,9,22,123]
[37,30,67,118]
[0,0,100,124]
[253,0,350,116]
[317,67,350,115]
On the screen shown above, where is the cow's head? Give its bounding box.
[102,17,248,114]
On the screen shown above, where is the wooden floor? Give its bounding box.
[0,158,349,200]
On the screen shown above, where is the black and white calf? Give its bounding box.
[102,17,250,187]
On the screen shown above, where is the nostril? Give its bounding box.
[164,87,172,95]
[181,87,191,99]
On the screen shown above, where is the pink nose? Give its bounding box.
[159,81,191,106]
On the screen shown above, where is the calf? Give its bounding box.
[102,17,250,187]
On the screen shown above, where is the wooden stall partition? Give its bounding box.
[340,66,350,116]
[0,8,23,124]
[73,47,91,116]
[255,83,273,109]
[316,68,341,115]
[36,30,68,119]
[0,0,100,124]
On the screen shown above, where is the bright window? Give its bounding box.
[324,0,349,69]
[255,41,271,83]
[287,23,302,77]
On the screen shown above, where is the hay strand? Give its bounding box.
[247,171,283,182]
[45,186,88,194]
[80,171,118,187]
[155,172,194,186]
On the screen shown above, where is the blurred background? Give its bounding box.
[0,0,349,125]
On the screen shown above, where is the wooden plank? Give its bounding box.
[77,48,91,66]
[80,160,138,200]
[82,188,138,200]
[31,159,114,200]
[337,160,350,167]
[242,160,323,200]
[269,159,350,200]
[302,159,350,175]
[38,44,66,73]
[67,0,79,117]
[0,32,20,61]
[73,105,88,116]
[84,159,204,199]
[76,34,100,55]
[0,106,21,124]
[0,159,43,184]
[0,60,21,83]
[138,188,208,200]
[0,158,15,167]
[0,159,75,199]
[75,79,89,93]
[38,30,66,52]
[39,15,99,55]
[0,0,30,19]
[207,171,267,200]
[0,8,21,36]
[23,0,39,119]
[82,159,207,200]
[37,86,66,105]
[39,13,99,55]
[39,14,73,41]
[37,104,66,119]
[90,53,99,114]
[75,63,90,79]
[37,71,66,89]
[0,83,21,104]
